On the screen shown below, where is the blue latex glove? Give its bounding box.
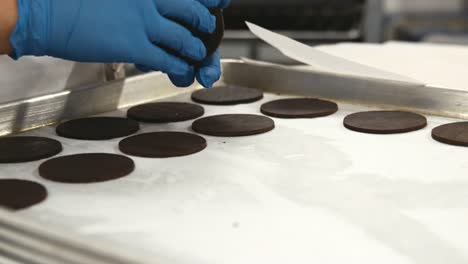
[10,0,227,87]
[137,1,230,88]
[137,49,222,88]
[195,49,222,88]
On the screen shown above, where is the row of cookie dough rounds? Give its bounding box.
[1,86,467,210]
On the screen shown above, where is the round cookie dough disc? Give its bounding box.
[432,122,468,147]
[119,132,207,158]
[0,179,47,210]
[56,117,139,140]
[39,153,134,183]
[192,114,275,137]
[191,86,263,105]
[127,102,204,123]
[0,137,62,163]
[181,8,224,65]
[197,8,224,63]
[344,111,427,134]
[261,98,338,118]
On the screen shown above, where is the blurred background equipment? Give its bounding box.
[383,0,468,44]
[224,0,365,34]
[220,0,468,63]
[221,0,369,63]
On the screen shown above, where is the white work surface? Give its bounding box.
[248,23,468,90]
[316,41,468,90]
[1,90,467,264]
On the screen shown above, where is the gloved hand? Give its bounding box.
[10,0,229,87]
[137,48,222,88]
[137,0,230,88]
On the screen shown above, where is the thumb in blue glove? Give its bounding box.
[196,49,222,88]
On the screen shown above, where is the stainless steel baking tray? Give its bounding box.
[2,59,468,137]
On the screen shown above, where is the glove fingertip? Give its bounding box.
[197,67,221,88]
[169,67,196,87]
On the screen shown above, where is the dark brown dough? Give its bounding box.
[119,132,207,158]
[56,117,139,140]
[191,86,263,105]
[0,179,47,210]
[192,114,275,137]
[39,153,134,183]
[261,98,338,118]
[164,8,224,66]
[0,137,62,163]
[432,122,468,147]
[127,102,204,123]
[196,8,224,64]
[344,111,427,134]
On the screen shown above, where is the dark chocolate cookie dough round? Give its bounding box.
[127,102,204,123]
[119,132,207,158]
[167,8,224,66]
[191,86,263,105]
[39,153,134,183]
[343,111,427,134]
[192,114,275,137]
[56,117,139,140]
[0,179,47,210]
[261,98,338,118]
[0,137,62,163]
[197,8,224,62]
[432,122,468,147]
